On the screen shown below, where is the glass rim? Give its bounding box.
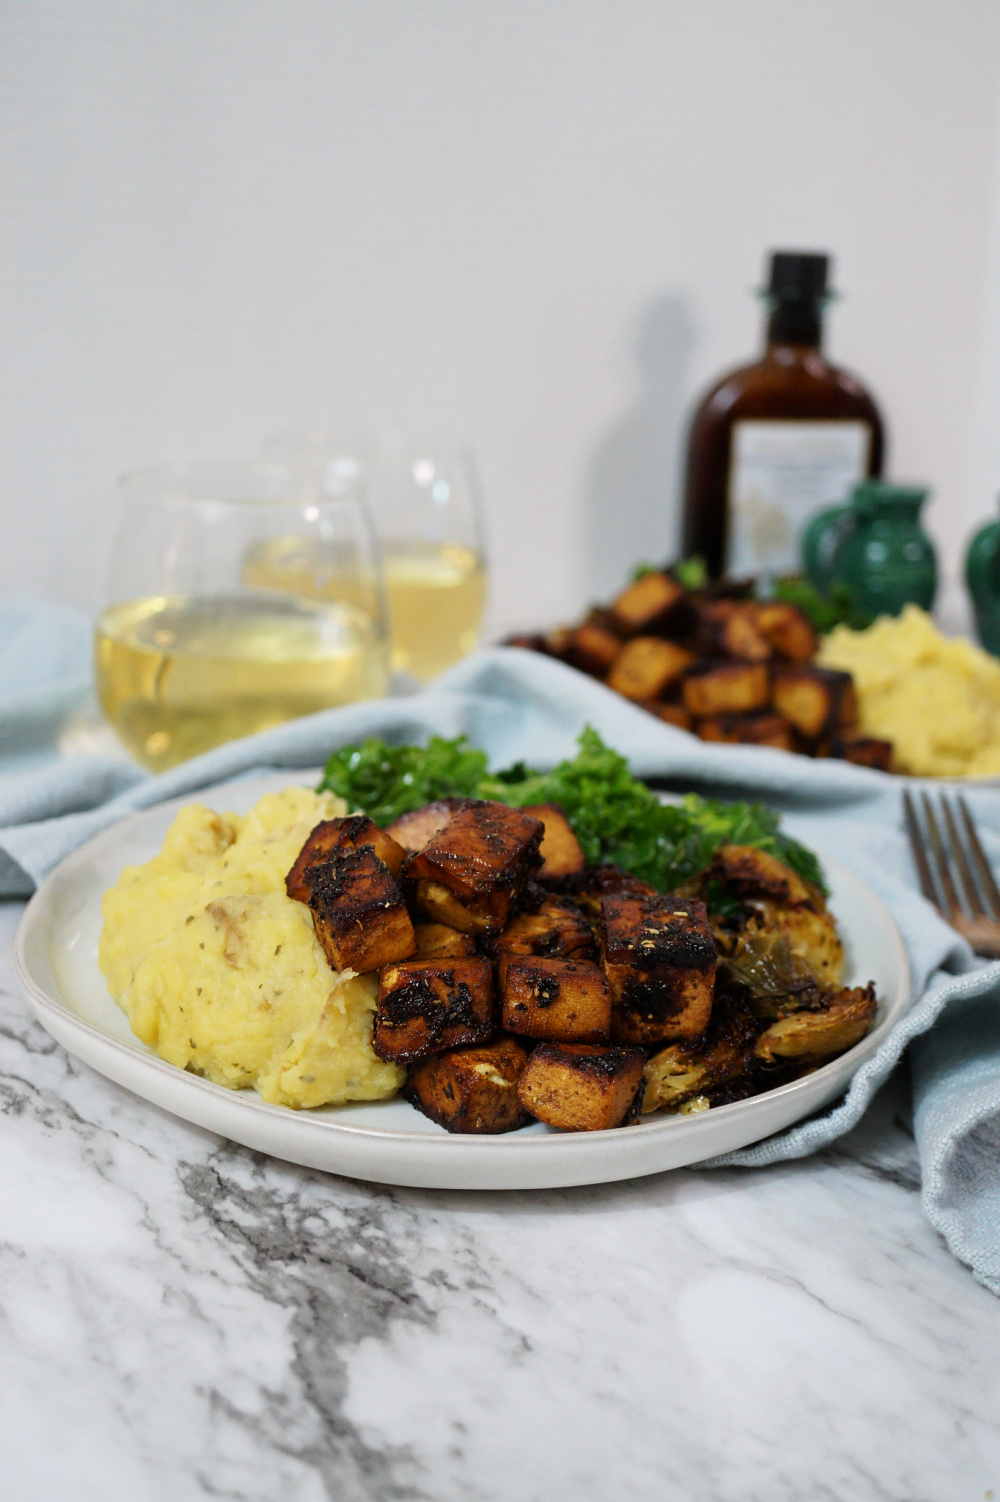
[116,460,361,507]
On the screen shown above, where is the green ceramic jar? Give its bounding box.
[802,480,937,618]
[965,503,1000,656]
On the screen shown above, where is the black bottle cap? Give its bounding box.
[768,251,830,302]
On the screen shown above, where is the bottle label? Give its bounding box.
[726,419,871,575]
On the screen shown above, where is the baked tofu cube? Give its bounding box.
[753,601,818,663]
[772,666,858,739]
[504,632,546,652]
[610,571,687,636]
[308,849,416,974]
[384,798,464,855]
[501,956,611,1043]
[541,626,575,661]
[494,892,596,972]
[606,638,694,701]
[413,922,479,958]
[681,661,770,717]
[408,799,544,933]
[405,1037,531,1133]
[517,1043,645,1131]
[569,865,659,921]
[817,733,893,772]
[696,711,794,751]
[600,892,716,1045]
[569,623,622,677]
[521,803,585,879]
[641,700,693,731]
[374,957,494,1063]
[694,602,772,663]
[286,814,407,902]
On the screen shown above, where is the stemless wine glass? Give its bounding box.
[263,431,488,682]
[95,461,388,771]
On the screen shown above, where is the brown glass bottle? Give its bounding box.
[681,252,884,578]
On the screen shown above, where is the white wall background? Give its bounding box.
[2,0,1000,637]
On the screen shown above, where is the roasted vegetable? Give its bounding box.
[374,957,494,1063]
[517,1043,645,1130]
[754,983,877,1061]
[643,982,759,1112]
[500,955,612,1043]
[405,1037,531,1133]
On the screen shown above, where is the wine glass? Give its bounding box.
[95,461,388,770]
[263,431,488,682]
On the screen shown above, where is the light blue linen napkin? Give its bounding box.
[2,637,999,1297]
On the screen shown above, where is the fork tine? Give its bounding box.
[957,795,1000,920]
[903,789,943,910]
[921,792,960,919]
[941,796,984,917]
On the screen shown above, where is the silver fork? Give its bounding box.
[903,789,1000,958]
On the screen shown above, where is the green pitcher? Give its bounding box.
[801,480,937,619]
[965,502,1000,655]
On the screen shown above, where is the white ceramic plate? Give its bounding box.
[14,773,911,1191]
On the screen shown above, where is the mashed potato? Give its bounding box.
[817,605,1000,777]
[98,786,405,1108]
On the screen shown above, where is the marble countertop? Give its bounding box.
[2,899,999,1502]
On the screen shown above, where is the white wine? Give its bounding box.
[382,541,486,681]
[96,595,387,771]
[241,536,486,682]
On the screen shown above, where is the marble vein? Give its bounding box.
[1,902,998,1502]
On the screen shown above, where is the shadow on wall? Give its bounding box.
[582,293,697,603]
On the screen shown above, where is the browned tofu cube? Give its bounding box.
[569,623,622,677]
[501,956,611,1043]
[817,733,893,772]
[405,1037,531,1133]
[374,957,494,1063]
[694,602,772,663]
[504,633,546,652]
[384,798,464,855]
[772,666,858,739]
[517,1043,645,1130]
[521,803,585,879]
[640,700,693,732]
[308,849,416,974]
[610,571,687,636]
[540,626,575,661]
[413,922,479,958]
[569,865,659,921]
[682,661,770,717]
[409,800,544,933]
[600,892,716,1045]
[753,601,818,663]
[696,711,794,751]
[286,814,407,902]
[606,638,694,701]
[494,892,595,970]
